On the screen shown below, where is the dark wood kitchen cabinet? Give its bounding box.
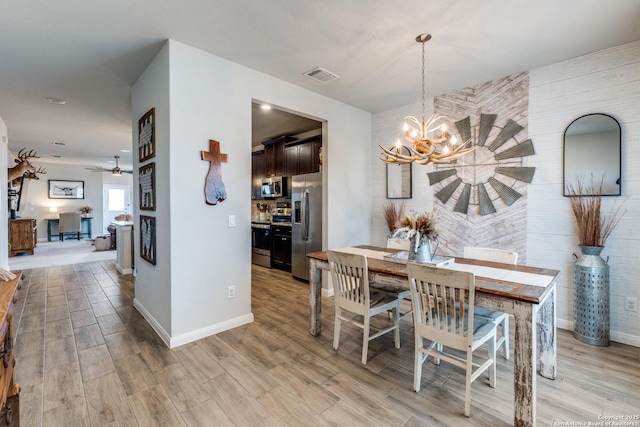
[251,150,265,200]
[271,224,291,272]
[263,135,296,177]
[285,136,322,176]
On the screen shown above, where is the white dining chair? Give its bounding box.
[328,250,401,365]
[372,238,413,321]
[463,246,518,359]
[407,262,497,417]
[58,212,82,241]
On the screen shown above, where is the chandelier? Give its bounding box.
[381,34,474,165]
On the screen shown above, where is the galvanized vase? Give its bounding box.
[573,245,610,346]
[408,236,439,263]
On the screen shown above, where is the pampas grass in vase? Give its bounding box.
[382,200,405,236]
[566,177,624,248]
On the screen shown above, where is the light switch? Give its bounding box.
[228,214,236,228]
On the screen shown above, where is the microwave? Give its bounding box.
[261,176,287,198]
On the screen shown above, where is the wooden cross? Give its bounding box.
[201,139,228,205]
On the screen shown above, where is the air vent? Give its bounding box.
[303,67,340,83]
[51,141,66,146]
[51,155,62,158]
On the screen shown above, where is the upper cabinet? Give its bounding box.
[264,135,296,177]
[285,136,322,176]
[251,150,265,200]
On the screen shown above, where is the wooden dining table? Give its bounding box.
[307,246,560,427]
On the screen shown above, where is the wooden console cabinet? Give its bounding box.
[8,219,36,257]
[0,273,21,425]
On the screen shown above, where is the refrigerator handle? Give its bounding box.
[301,188,309,241]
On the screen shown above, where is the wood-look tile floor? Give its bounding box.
[12,262,640,426]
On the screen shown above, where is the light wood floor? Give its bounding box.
[12,262,640,426]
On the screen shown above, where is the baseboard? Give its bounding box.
[556,318,640,347]
[132,298,254,349]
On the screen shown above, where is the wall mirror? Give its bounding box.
[386,146,412,199]
[563,113,621,196]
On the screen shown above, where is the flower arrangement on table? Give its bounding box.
[79,206,93,216]
[393,209,439,256]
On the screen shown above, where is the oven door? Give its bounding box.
[251,225,271,268]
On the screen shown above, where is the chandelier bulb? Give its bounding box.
[410,130,418,138]
[403,122,409,132]
[451,135,457,145]
[442,145,450,155]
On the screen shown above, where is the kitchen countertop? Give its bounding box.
[251,220,292,227]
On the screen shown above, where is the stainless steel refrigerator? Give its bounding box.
[291,172,323,281]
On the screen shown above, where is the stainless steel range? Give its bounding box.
[251,222,271,268]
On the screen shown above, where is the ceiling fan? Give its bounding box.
[85,155,133,176]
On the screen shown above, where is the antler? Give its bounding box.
[380,135,475,166]
[15,148,40,163]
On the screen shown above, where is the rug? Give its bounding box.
[8,239,116,271]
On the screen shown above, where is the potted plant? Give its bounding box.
[382,200,405,237]
[79,206,93,217]
[566,176,624,346]
[393,209,439,262]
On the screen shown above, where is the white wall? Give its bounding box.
[371,40,640,346]
[132,40,372,346]
[0,117,8,269]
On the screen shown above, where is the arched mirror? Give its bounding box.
[386,146,412,199]
[563,113,621,196]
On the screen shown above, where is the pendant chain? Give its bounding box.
[421,40,426,126]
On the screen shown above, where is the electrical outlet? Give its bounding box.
[625,297,638,312]
[228,285,236,299]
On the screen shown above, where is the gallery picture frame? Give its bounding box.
[140,215,156,265]
[139,162,156,211]
[138,107,156,162]
[48,180,85,199]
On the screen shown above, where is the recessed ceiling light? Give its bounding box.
[46,97,66,105]
[119,149,130,153]
[260,104,272,110]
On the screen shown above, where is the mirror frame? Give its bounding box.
[563,113,621,196]
[386,146,412,199]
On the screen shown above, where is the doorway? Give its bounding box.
[103,184,132,234]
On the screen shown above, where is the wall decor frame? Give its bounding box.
[48,180,84,199]
[138,107,156,162]
[139,162,156,210]
[140,215,156,265]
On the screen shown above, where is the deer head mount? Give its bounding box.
[11,165,46,187]
[8,148,42,183]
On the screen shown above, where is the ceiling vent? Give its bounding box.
[303,67,340,83]
[51,141,66,146]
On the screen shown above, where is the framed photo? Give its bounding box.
[139,162,156,210]
[140,215,156,265]
[48,180,84,199]
[138,107,156,162]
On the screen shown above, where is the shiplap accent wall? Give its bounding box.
[372,40,640,346]
[527,40,640,346]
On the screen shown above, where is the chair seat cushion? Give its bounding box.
[370,282,411,299]
[471,317,497,344]
[474,307,507,321]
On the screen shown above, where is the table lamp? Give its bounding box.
[49,207,58,218]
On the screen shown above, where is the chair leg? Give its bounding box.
[502,316,510,359]
[464,351,473,417]
[59,233,63,241]
[77,232,80,240]
[414,336,424,392]
[333,308,341,351]
[393,305,400,349]
[362,316,370,365]
[488,335,497,388]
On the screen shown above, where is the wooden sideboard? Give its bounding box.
[0,273,21,425]
[8,219,36,257]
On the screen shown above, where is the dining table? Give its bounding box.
[307,246,560,427]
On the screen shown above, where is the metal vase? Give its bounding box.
[573,245,610,346]
[408,236,439,263]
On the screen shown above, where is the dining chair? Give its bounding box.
[371,238,413,321]
[58,212,82,241]
[463,246,518,359]
[327,250,401,365]
[407,262,497,417]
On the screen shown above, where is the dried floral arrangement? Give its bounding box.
[256,203,269,212]
[566,177,624,247]
[393,209,438,241]
[382,200,405,234]
[79,206,93,214]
